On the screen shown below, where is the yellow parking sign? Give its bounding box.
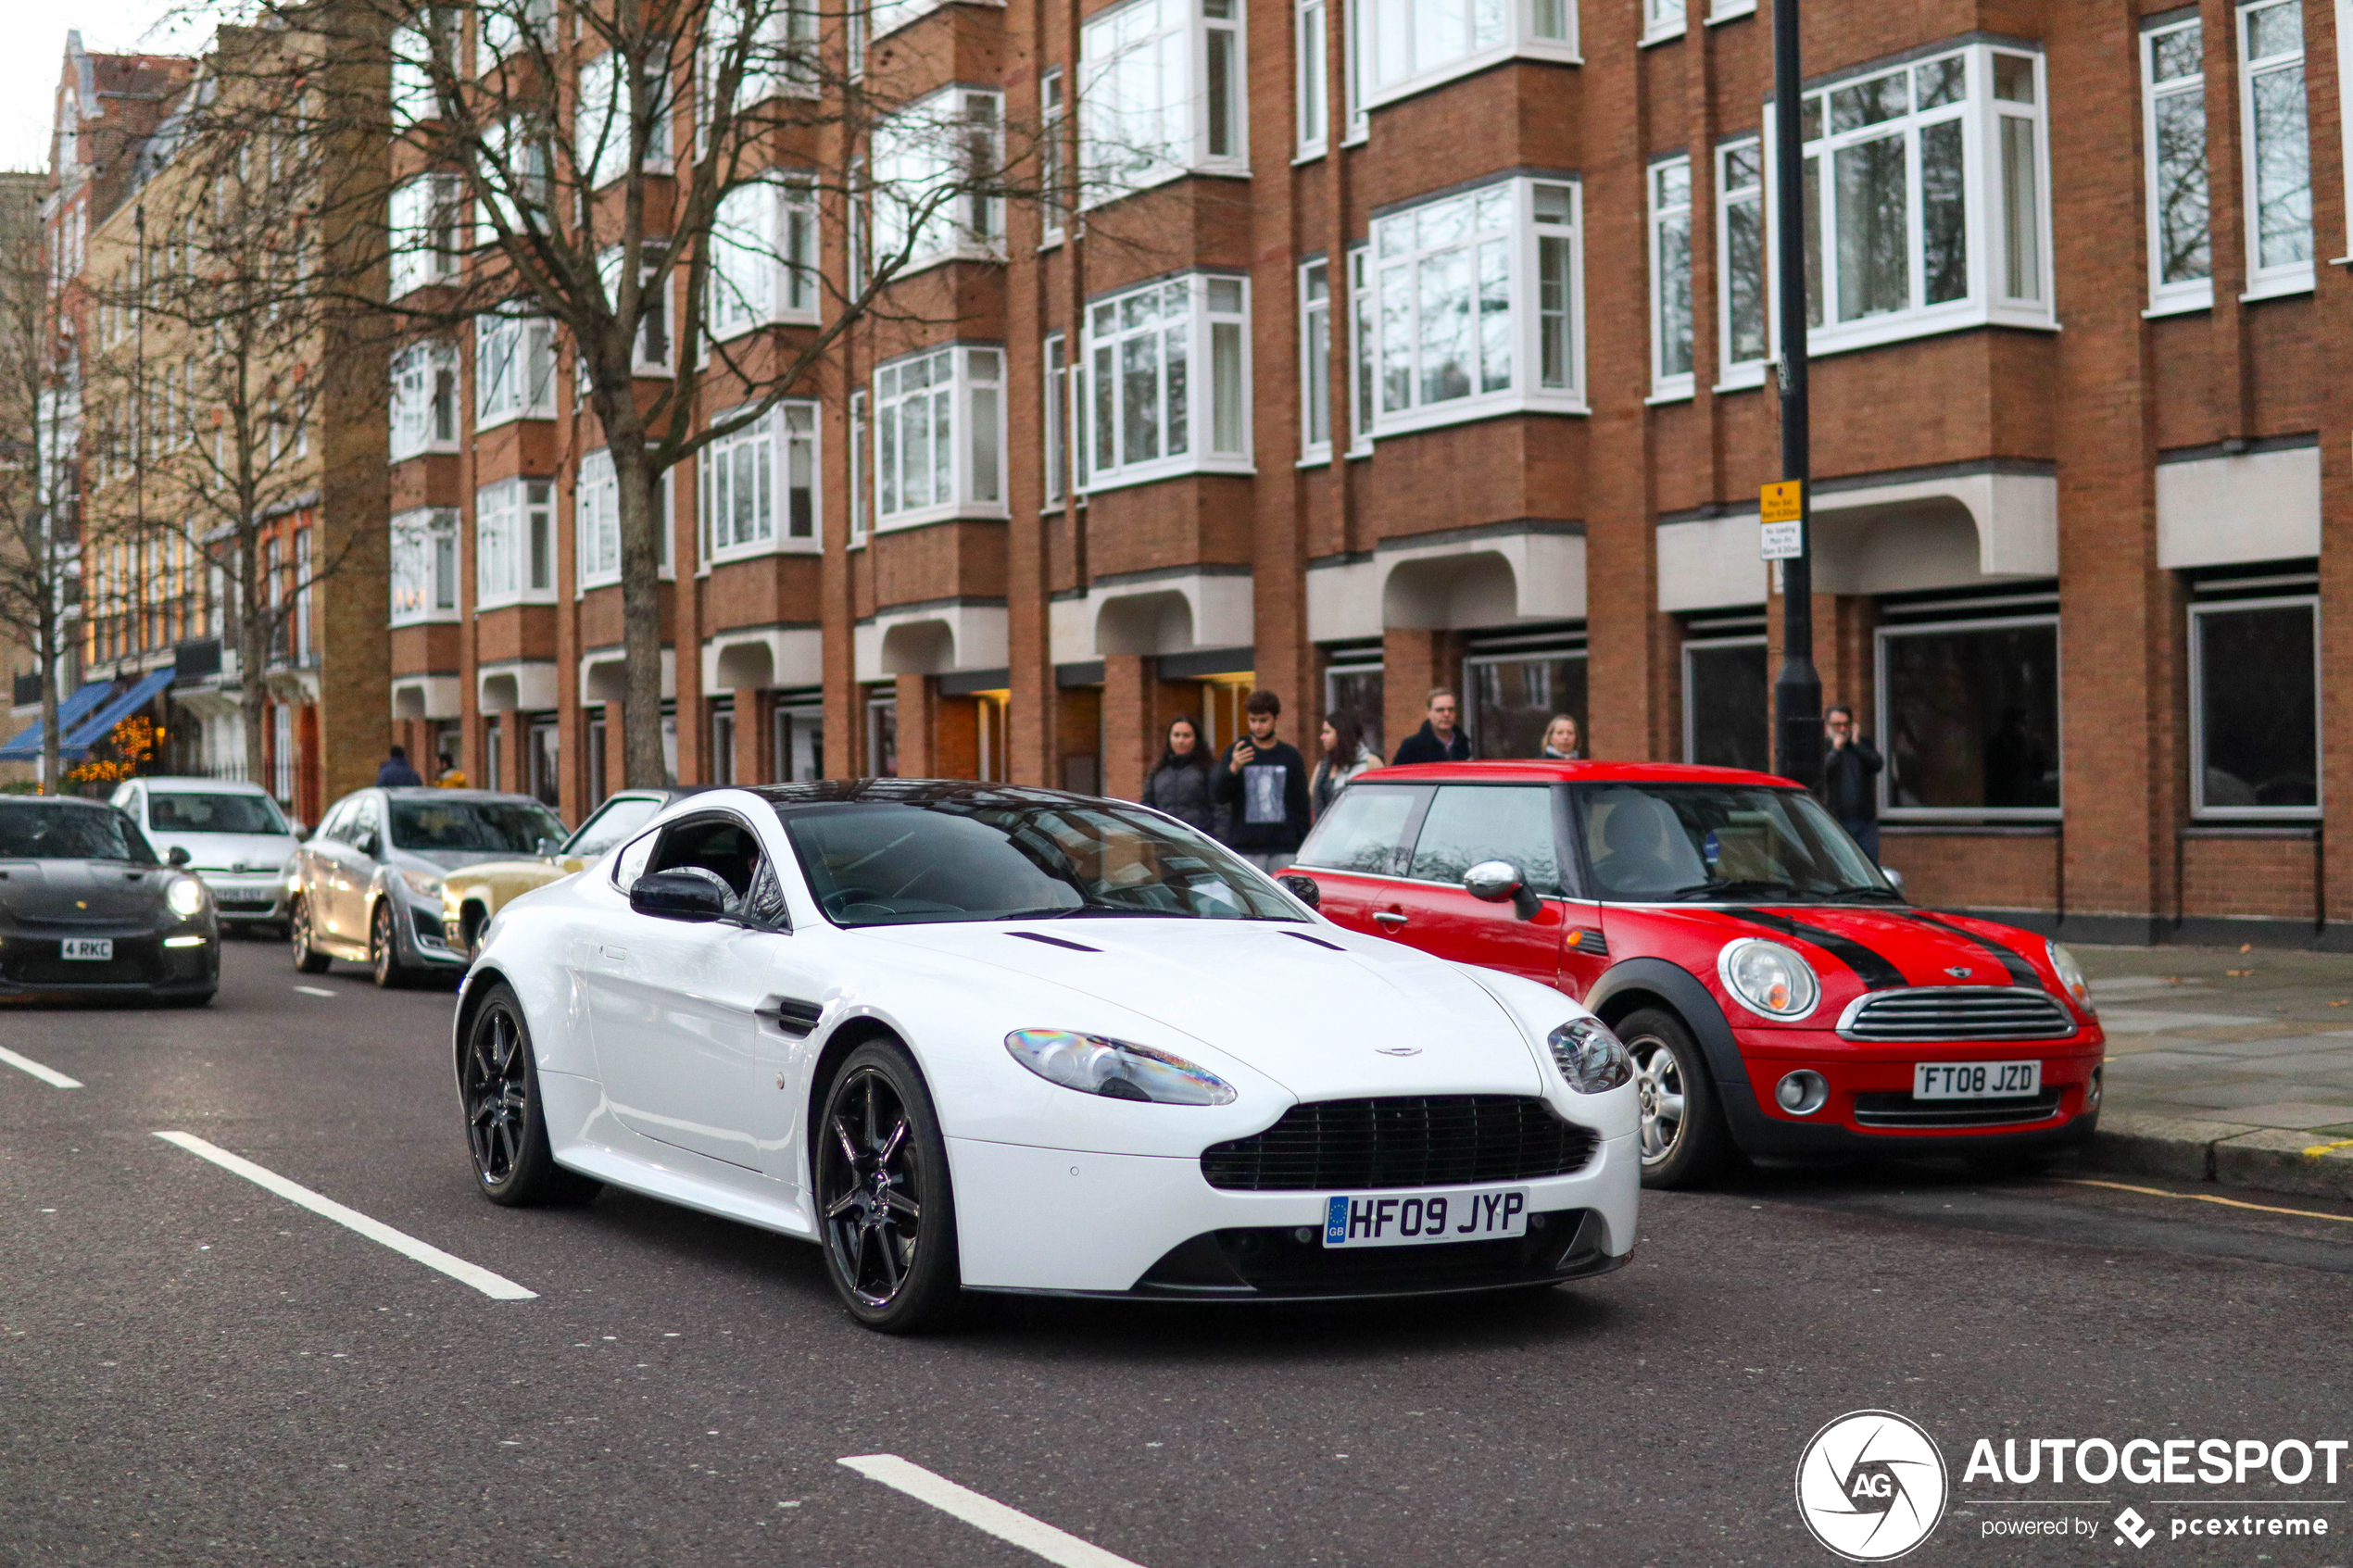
[1760,480,1804,522]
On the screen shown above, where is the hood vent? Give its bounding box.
[1008,930,1100,953]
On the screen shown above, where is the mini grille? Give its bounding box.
[1201,1096,1599,1192]
[1839,986,2077,1042]
[1853,1088,2064,1129]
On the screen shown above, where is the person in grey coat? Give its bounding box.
[1141,715,1220,834]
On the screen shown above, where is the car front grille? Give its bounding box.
[1200,1095,1599,1192]
[1839,986,2078,1042]
[1852,1088,2065,1129]
[1135,1209,1617,1298]
[2,939,162,987]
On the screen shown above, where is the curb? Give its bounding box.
[2082,1111,2353,1203]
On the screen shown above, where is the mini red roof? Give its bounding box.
[1365,759,1800,789]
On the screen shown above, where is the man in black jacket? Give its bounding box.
[374,746,424,788]
[1391,689,1473,765]
[1821,706,1884,863]
[1213,689,1310,871]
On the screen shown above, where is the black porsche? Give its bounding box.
[0,796,220,1005]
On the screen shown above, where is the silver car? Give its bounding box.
[110,776,300,935]
[289,787,566,987]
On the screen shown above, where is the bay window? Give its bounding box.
[872,89,1004,270]
[1076,273,1251,491]
[700,0,815,112]
[1877,614,2061,817]
[1079,0,1248,206]
[476,478,555,608]
[1359,176,1582,440]
[477,116,552,245]
[577,448,673,588]
[699,400,820,561]
[390,19,447,128]
[389,508,459,625]
[2142,16,2210,312]
[872,345,1007,529]
[387,174,462,297]
[1302,257,1332,456]
[2191,595,2319,816]
[1649,156,1693,396]
[597,249,674,374]
[578,47,674,191]
[390,340,459,460]
[2238,0,2311,297]
[480,0,553,67]
[1361,0,1577,110]
[708,176,818,337]
[1717,137,1768,385]
[476,311,556,424]
[1642,0,1684,44]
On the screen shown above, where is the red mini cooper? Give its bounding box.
[1278,761,2105,1187]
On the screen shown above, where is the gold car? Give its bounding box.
[441,788,687,956]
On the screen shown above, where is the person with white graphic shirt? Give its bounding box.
[1213,688,1310,872]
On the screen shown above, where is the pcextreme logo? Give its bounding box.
[1795,1410,1951,1562]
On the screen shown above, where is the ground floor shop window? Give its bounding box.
[774,705,824,782]
[1682,637,1768,771]
[867,696,898,778]
[710,707,736,786]
[1325,660,1384,759]
[1469,651,1585,759]
[2192,596,2318,815]
[1878,616,2060,815]
[528,720,560,809]
[587,713,606,803]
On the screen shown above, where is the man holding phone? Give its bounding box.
[1214,689,1310,872]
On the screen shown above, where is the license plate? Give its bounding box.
[1324,1188,1528,1249]
[59,938,113,961]
[1915,1060,2041,1099]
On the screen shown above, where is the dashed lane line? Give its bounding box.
[292,985,336,997]
[0,1045,82,1089]
[153,1131,536,1300]
[839,1454,1147,1568]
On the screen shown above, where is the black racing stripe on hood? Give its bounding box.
[1899,909,2041,988]
[1724,908,1906,991]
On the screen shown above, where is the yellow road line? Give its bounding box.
[2057,1177,2353,1226]
[2300,1136,2353,1157]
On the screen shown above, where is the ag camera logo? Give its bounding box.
[1796,1410,1950,1562]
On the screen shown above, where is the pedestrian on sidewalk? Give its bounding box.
[1821,705,1884,863]
[1392,689,1473,765]
[375,746,424,788]
[1214,689,1310,872]
[1142,714,1219,835]
[1542,714,1581,759]
[1311,709,1378,820]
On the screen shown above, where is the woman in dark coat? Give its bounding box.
[1141,714,1219,834]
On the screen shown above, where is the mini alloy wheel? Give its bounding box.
[1617,1006,1731,1189]
[814,1042,963,1332]
[1633,1038,1687,1166]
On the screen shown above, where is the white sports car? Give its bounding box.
[455,782,1641,1331]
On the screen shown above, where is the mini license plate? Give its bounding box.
[59,937,113,961]
[1914,1060,2041,1099]
[1324,1188,1528,1249]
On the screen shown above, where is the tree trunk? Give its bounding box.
[611,440,668,789]
[38,631,57,796]
[237,542,271,795]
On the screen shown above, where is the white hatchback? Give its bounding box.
[111,777,300,933]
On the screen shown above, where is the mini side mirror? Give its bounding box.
[166,846,192,868]
[630,867,733,923]
[1465,859,1541,922]
[1277,872,1322,909]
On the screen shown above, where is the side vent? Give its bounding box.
[1008,931,1101,953]
[1565,928,1609,958]
[758,997,825,1037]
[1282,930,1346,952]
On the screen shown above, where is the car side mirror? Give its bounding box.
[536,836,561,859]
[630,868,734,923]
[1465,859,1541,922]
[1277,872,1322,909]
[356,830,381,859]
[293,822,311,841]
[166,846,192,868]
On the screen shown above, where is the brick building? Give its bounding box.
[391,0,2353,947]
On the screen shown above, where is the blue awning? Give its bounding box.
[0,681,118,761]
[59,667,178,755]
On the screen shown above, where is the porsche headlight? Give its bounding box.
[1004,1028,1237,1106]
[1718,937,1820,1021]
[2046,939,2095,1017]
[166,875,208,920]
[1548,1017,1631,1094]
[397,868,445,902]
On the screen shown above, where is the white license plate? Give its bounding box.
[59,938,113,961]
[1324,1188,1528,1249]
[1915,1060,2041,1099]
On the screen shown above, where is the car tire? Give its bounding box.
[814,1038,965,1335]
[371,900,409,990]
[1620,1007,1735,1190]
[290,897,331,974]
[460,982,601,1208]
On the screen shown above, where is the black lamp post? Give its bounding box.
[1770,0,1823,790]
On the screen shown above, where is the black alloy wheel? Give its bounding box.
[460,982,599,1207]
[814,1041,963,1333]
[371,899,406,989]
[290,897,331,974]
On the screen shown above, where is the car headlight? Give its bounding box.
[1718,937,1821,1021]
[397,868,445,901]
[2046,939,2095,1017]
[165,875,208,920]
[1003,1028,1237,1106]
[1548,1017,1631,1094]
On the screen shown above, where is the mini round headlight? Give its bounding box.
[166,876,208,920]
[2046,939,2095,1017]
[1548,1017,1632,1094]
[1718,937,1820,1021]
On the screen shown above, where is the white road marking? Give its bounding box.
[152,1132,536,1301]
[0,1045,82,1089]
[292,985,336,997]
[838,1454,1146,1568]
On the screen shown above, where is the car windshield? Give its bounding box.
[390,798,566,854]
[567,795,663,859]
[147,791,288,835]
[1575,783,1892,901]
[0,801,156,863]
[779,797,1303,927]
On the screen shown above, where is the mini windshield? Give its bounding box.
[1576,784,1892,902]
[147,792,288,835]
[780,797,1303,927]
[390,798,566,854]
[0,802,157,863]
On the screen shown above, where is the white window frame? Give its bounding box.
[1708,0,1756,21]
[1357,175,1585,443]
[848,389,870,546]
[2142,15,2212,315]
[2189,595,2322,820]
[1301,257,1332,458]
[1043,332,1068,506]
[2238,0,2313,299]
[1642,0,1685,46]
[578,47,675,193]
[475,477,557,608]
[475,311,557,426]
[1359,0,1579,113]
[480,0,553,68]
[388,174,462,298]
[1297,0,1328,159]
[1715,135,1770,388]
[597,248,676,375]
[389,506,460,625]
[1873,611,2064,823]
[707,175,819,339]
[1648,154,1694,400]
[1040,68,1068,245]
[872,87,1006,274]
[391,339,460,459]
[699,0,817,119]
[699,400,822,563]
[477,116,553,247]
[1076,272,1252,494]
[576,448,675,590]
[872,344,1009,531]
[1680,635,1764,766]
[1078,0,1251,208]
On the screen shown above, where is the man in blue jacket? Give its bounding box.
[375,746,424,788]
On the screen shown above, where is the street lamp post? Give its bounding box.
[1770,0,1823,790]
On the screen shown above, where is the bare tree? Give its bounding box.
[0,176,81,793]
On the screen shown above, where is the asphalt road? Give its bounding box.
[5,940,2352,1568]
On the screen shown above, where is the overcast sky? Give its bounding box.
[3,3,220,174]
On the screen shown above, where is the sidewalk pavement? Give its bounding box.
[2075,943,2353,1199]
